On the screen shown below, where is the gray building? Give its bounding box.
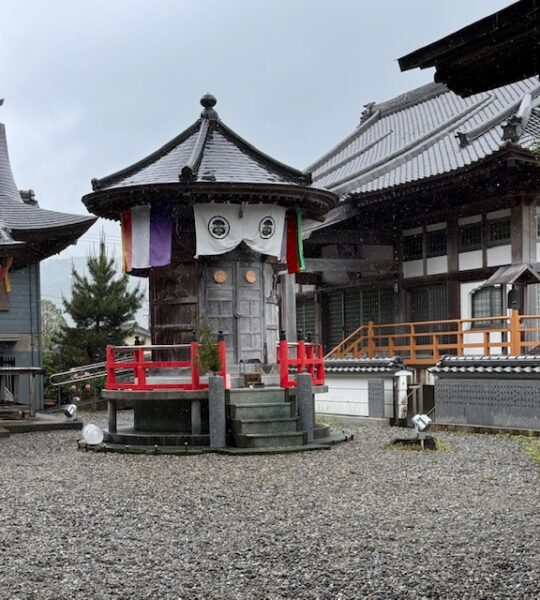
[0,113,95,408]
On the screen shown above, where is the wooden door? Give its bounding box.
[204,258,265,364]
[150,262,199,346]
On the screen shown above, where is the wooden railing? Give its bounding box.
[325,310,540,365]
[105,340,227,391]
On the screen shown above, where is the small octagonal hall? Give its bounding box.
[83,95,337,368]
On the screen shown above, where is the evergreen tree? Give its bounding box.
[41,299,66,350]
[56,240,144,368]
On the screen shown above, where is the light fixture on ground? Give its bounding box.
[412,413,432,450]
[82,424,104,446]
[63,404,78,421]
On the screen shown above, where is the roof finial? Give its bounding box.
[200,93,218,120]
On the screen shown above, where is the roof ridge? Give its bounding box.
[373,82,448,116]
[92,120,201,191]
[331,94,493,195]
[457,79,540,147]
[180,119,211,182]
[0,123,23,204]
[313,129,393,182]
[216,120,310,184]
[307,83,448,174]
[306,110,381,173]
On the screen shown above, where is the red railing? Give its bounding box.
[278,334,325,388]
[105,340,227,391]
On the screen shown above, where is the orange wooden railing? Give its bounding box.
[325,310,540,365]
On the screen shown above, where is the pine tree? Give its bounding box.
[56,240,144,369]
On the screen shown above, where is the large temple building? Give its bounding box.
[300,77,540,355]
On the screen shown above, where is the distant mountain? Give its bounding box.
[40,257,149,328]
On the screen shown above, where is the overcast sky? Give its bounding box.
[0,0,513,258]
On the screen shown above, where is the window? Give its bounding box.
[426,230,447,257]
[403,234,423,260]
[487,218,511,246]
[459,222,482,251]
[471,286,503,327]
[296,298,316,340]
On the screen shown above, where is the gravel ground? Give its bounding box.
[0,412,539,600]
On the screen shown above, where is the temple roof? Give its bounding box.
[85,95,337,220]
[0,120,96,267]
[398,0,540,97]
[309,77,540,200]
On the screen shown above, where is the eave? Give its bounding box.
[83,181,337,221]
[398,0,540,97]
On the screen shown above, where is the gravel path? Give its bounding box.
[0,412,539,600]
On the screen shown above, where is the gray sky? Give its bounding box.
[0,0,513,258]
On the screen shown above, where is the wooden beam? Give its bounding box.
[303,258,394,273]
[305,229,395,245]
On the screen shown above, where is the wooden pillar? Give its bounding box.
[511,197,537,265]
[280,273,297,342]
[447,216,460,320]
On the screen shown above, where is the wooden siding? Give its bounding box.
[0,265,40,336]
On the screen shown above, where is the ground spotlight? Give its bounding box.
[63,404,78,420]
[412,414,432,433]
[82,424,104,446]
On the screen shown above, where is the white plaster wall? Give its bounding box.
[384,379,394,418]
[403,260,423,278]
[536,241,540,262]
[460,280,502,355]
[317,375,395,418]
[317,375,369,416]
[487,245,511,267]
[458,250,482,271]
[426,255,448,275]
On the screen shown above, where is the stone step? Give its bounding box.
[235,431,307,448]
[232,418,298,435]
[230,403,293,420]
[228,387,286,404]
[313,423,331,439]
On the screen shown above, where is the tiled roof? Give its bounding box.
[93,95,311,191]
[0,122,95,262]
[325,357,408,374]
[429,354,540,375]
[310,78,540,198]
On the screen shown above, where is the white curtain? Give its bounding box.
[193,203,286,258]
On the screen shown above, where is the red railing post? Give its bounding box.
[316,343,325,385]
[135,346,146,388]
[297,330,306,374]
[278,330,290,388]
[105,344,115,389]
[217,330,228,387]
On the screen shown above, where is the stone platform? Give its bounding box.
[83,382,346,455]
[0,412,83,436]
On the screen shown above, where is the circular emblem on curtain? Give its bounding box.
[208,216,230,239]
[259,216,276,239]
